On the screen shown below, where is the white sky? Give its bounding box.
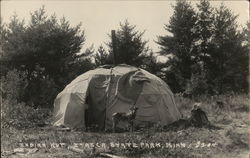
[1,0,249,52]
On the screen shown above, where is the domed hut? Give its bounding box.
[52,64,181,130]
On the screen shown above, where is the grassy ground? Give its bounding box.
[1,94,250,158]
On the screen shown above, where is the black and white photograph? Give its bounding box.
[1,0,249,157]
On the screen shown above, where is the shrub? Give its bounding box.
[24,76,59,108]
[1,69,28,103]
[1,69,52,129]
[2,101,52,129]
[185,72,209,97]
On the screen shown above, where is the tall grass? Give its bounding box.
[1,94,249,158]
[175,94,249,119]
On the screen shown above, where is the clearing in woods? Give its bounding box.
[1,94,249,158]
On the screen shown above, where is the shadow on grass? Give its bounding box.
[163,119,222,132]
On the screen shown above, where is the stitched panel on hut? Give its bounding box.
[87,74,109,130]
[52,78,89,128]
[116,70,149,104]
[64,93,86,129]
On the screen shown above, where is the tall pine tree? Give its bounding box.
[107,20,148,66]
[186,0,215,95]
[157,0,198,92]
[196,0,214,72]
[1,7,89,87]
[208,4,248,93]
[1,7,94,107]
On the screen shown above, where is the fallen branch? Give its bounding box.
[99,152,126,158]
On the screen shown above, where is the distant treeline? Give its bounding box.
[0,0,249,108]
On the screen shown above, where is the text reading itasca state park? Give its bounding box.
[18,141,218,149]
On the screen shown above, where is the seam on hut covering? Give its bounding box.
[115,70,149,105]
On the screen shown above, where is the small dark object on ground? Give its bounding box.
[86,124,100,132]
[216,101,224,109]
[189,103,210,127]
[164,103,221,131]
[36,122,50,127]
[163,119,191,131]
